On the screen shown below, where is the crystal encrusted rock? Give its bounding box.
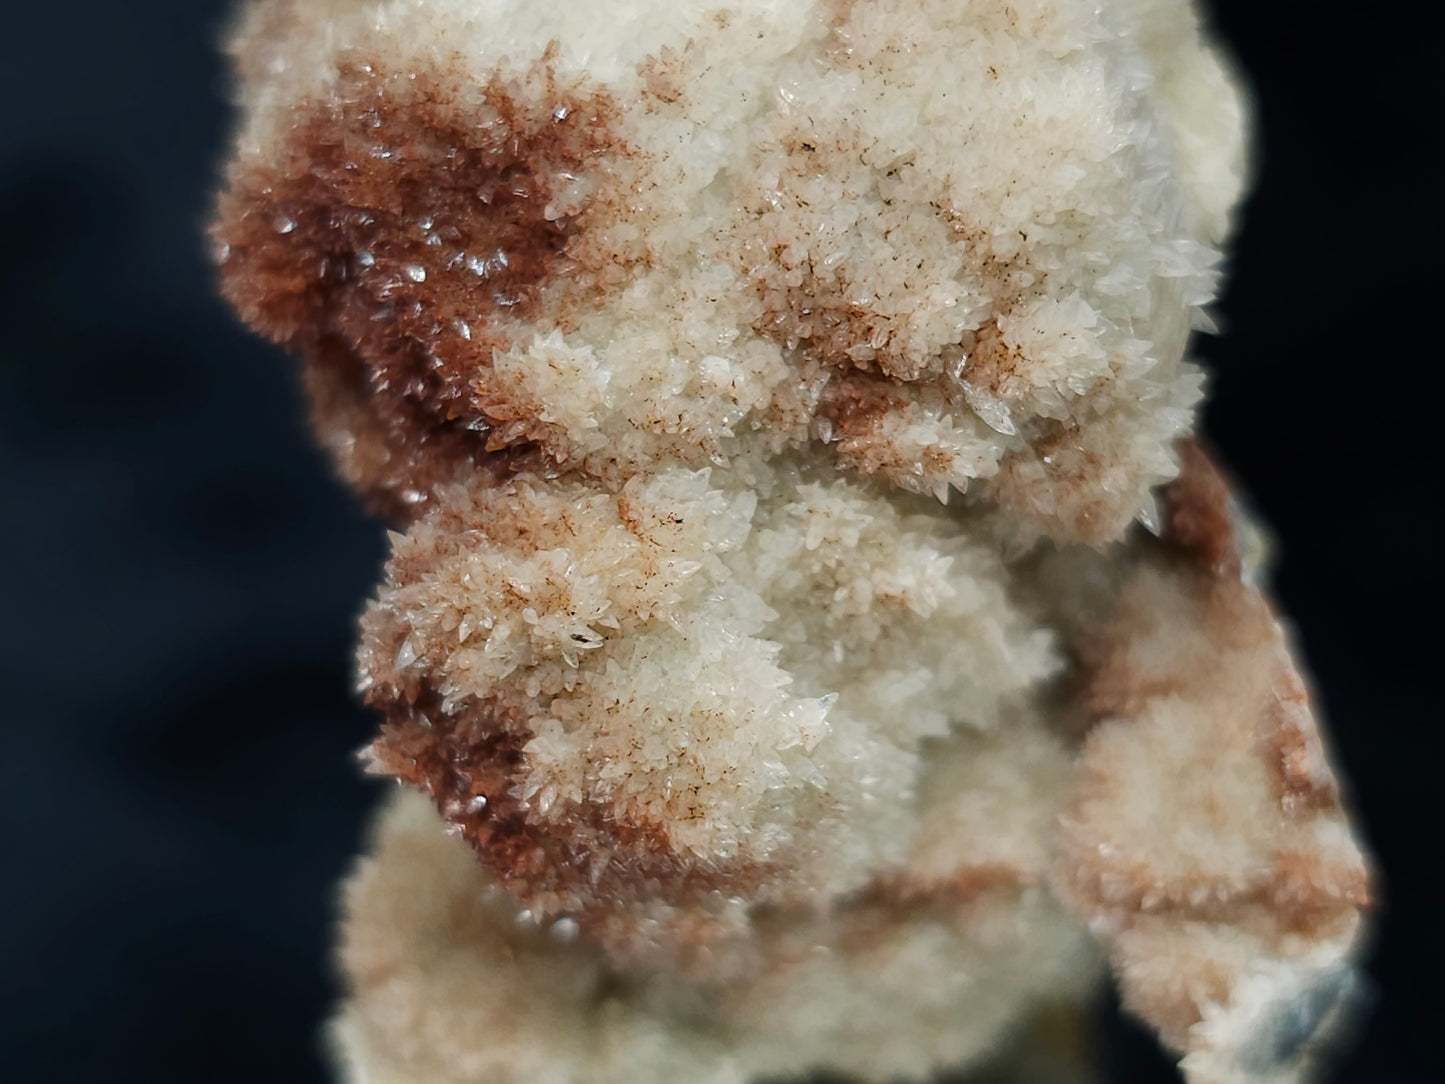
[212,1,1371,1081]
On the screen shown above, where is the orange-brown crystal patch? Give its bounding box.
[212,55,624,516]
[987,418,1133,548]
[300,335,544,520]
[365,683,777,968]
[1068,578,1368,921]
[1159,438,1240,578]
[819,370,907,441]
[1059,444,1370,966]
[856,861,1031,915]
[1160,444,1349,821]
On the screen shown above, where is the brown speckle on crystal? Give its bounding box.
[211,2,1368,1082]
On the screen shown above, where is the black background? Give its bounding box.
[1,2,1438,1081]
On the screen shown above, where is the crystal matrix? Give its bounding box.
[212,1,1371,1081]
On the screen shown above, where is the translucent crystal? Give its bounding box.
[211,1,1370,1082]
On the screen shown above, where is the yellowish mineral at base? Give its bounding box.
[210,0,1371,1081]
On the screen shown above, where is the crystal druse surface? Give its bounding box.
[211,2,1371,1081]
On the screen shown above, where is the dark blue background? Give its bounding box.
[0,2,1437,1080]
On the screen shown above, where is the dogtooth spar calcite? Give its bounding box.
[210,1,1373,1081]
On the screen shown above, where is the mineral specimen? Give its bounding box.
[211,0,1372,1081]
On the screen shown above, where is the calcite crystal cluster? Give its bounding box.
[212,0,1372,1081]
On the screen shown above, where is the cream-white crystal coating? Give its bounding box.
[210,0,1369,1082]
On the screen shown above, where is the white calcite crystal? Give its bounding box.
[211,1,1371,1082]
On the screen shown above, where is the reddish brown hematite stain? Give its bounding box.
[1159,438,1240,578]
[212,53,625,518]
[363,668,777,964]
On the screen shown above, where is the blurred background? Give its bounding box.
[0,1,1438,1080]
